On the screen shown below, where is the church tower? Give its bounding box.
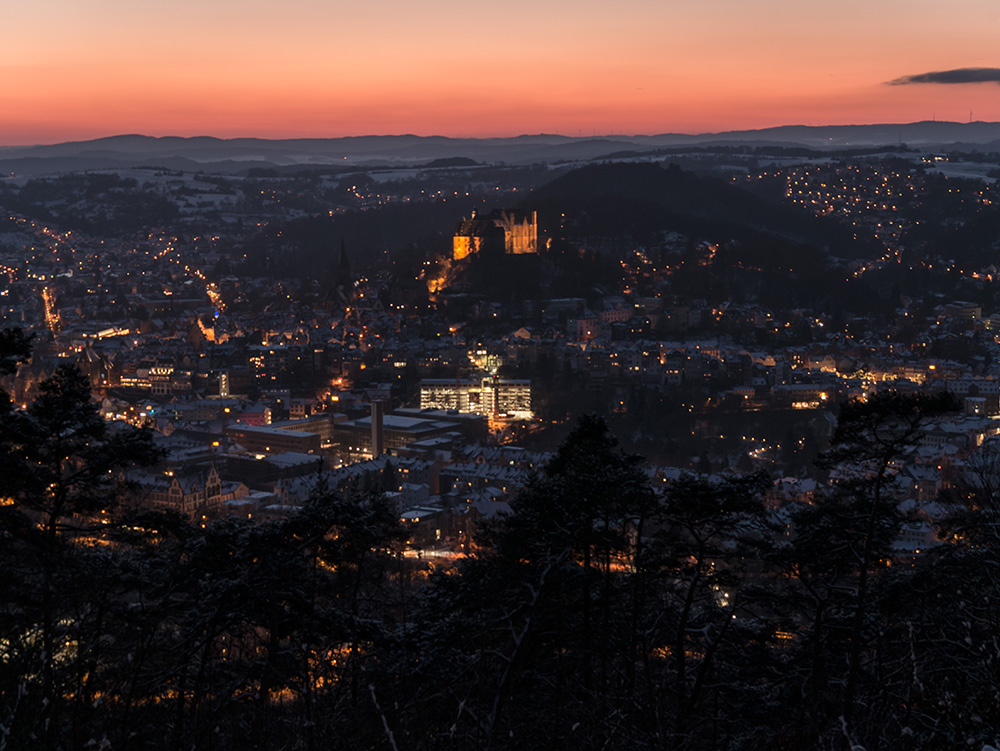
[335,238,353,297]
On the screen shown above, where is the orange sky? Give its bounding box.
[4,0,1000,145]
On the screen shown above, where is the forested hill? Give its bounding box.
[528,161,875,260]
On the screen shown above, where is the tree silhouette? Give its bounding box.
[0,350,160,750]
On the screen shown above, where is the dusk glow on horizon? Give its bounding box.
[5,0,1000,145]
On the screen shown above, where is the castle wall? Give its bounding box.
[453,210,537,260]
[500,210,538,255]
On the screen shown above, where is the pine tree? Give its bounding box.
[640,471,772,749]
[0,352,160,750]
[772,390,959,747]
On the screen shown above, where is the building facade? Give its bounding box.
[420,377,532,420]
[453,209,538,260]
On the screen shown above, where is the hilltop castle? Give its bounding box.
[453,209,538,260]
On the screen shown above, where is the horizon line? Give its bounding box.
[4,119,1000,150]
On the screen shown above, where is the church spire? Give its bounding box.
[336,238,352,291]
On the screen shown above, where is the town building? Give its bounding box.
[420,376,532,420]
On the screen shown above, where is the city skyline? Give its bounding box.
[5,0,1000,146]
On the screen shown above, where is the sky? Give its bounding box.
[3,0,1000,145]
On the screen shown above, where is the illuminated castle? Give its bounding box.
[453,209,538,260]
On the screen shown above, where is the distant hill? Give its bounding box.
[4,122,1000,176]
[527,161,870,259]
[420,157,482,169]
[532,162,779,224]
